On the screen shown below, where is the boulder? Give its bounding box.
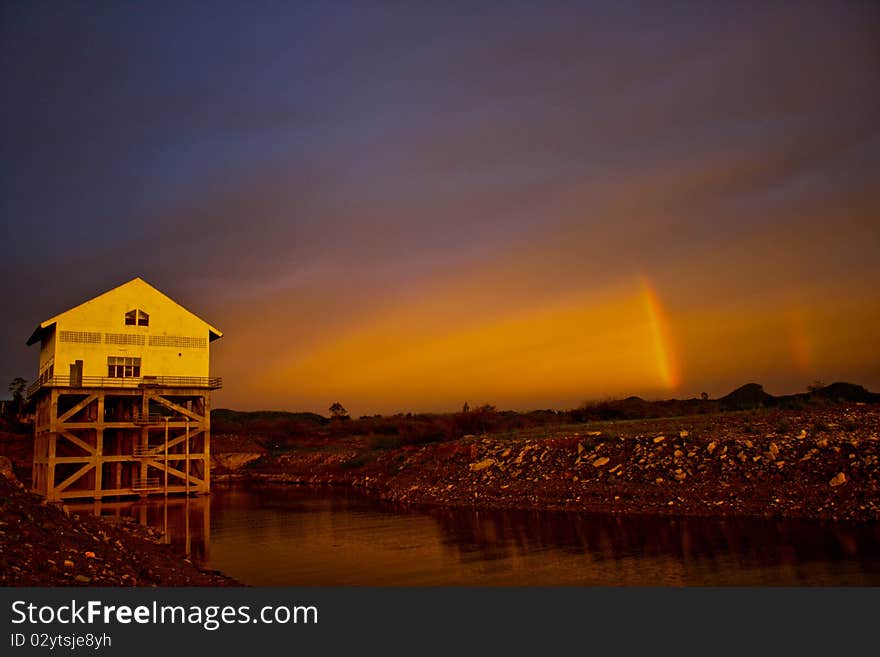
[0,456,16,482]
[469,459,496,472]
[211,452,263,471]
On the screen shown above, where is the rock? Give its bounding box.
[798,429,807,439]
[212,452,264,471]
[63,559,74,569]
[769,443,780,458]
[74,575,91,583]
[679,430,689,438]
[469,459,496,472]
[0,456,16,481]
[592,457,610,467]
[577,443,585,455]
[707,441,717,454]
[653,436,666,443]
[829,472,847,487]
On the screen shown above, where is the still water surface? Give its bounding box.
[70,484,880,585]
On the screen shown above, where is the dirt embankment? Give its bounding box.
[0,472,239,587]
[231,405,880,522]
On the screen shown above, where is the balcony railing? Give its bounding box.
[27,375,222,397]
[132,414,194,425]
[131,477,162,491]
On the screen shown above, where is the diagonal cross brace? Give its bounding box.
[140,428,205,456]
[148,394,204,422]
[57,394,99,424]
[54,462,95,493]
[58,430,97,456]
[144,460,204,486]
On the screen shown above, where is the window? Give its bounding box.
[125,309,149,327]
[108,356,141,378]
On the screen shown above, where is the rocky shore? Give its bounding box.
[2,404,877,588]
[0,471,238,586]
[220,405,880,522]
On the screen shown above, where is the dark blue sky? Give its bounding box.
[2,1,879,412]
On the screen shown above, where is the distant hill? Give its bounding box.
[209,382,879,444]
[811,382,878,403]
[719,383,776,411]
[722,381,880,411]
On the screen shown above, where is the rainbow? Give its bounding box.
[640,276,681,390]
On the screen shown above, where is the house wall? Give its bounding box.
[39,330,56,373]
[42,279,213,381]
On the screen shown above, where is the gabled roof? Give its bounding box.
[26,277,223,346]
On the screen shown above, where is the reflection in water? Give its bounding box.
[67,485,880,586]
[66,496,211,564]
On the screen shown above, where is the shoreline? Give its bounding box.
[2,404,877,586]
[0,474,240,587]
[215,405,880,523]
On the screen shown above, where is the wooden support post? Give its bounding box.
[46,389,59,500]
[94,428,103,499]
[95,392,104,497]
[203,394,211,494]
[164,418,169,497]
[47,433,57,501]
[185,419,190,496]
[185,497,191,557]
[140,393,149,488]
[163,500,169,544]
[203,495,211,560]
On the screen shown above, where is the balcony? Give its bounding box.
[27,375,223,397]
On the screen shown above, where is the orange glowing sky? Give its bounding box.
[2,2,879,415]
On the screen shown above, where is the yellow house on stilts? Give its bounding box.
[26,277,222,501]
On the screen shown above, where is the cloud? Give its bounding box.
[2,1,879,410]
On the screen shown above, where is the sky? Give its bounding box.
[1,1,879,416]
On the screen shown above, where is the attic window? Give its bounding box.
[125,309,149,327]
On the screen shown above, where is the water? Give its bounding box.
[69,484,880,585]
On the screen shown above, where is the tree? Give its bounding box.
[807,380,825,393]
[7,377,27,416]
[700,392,709,401]
[461,401,470,414]
[329,402,349,420]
